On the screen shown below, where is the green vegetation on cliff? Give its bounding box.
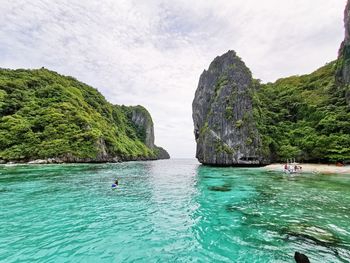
[0,68,158,161]
[253,61,350,163]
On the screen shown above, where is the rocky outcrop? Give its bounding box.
[130,106,155,149]
[337,0,350,104]
[339,0,350,54]
[128,106,170,160]
[192,51,266,166]
[154,146,171,160]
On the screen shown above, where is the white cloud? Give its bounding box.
[0,0,346,157]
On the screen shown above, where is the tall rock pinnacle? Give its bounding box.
[337,0,350,103]
[192,51,267,166]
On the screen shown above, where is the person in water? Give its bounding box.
[112,179,119,187]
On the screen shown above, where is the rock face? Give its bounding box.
[130,106,155,149]
[154,146,170,160]
[192,51,266,166]
[339,0,350,45]
[129,106,170,160]
[337,0,350,104]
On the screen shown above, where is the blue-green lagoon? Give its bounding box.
[1,159,350,262]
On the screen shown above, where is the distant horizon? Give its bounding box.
[0,0,345,158]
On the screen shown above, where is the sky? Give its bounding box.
[0,0,346,158]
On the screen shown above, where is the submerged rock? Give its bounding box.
[192,51,267,166]
[294,252,310,263]
[208,185,232,192]
[284,224,340,249]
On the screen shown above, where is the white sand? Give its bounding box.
[264,163,350,175]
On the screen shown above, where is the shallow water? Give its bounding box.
[1,159,350,262]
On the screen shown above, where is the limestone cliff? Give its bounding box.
[337,0,350,104]
[192,51,266,166]
[128,106,170,160]
[129,106,155,149]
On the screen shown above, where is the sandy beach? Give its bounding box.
[264,163,350,175]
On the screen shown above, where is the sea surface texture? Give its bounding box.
[1,159,350,262]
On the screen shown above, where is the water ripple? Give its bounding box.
[1,160,350,262]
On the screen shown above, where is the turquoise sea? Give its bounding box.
[1,159,350,262]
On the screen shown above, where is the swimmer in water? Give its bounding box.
[112,179,119,188]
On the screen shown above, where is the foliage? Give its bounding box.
[253,61,350,163]
[235,119,243,129]
[215,139,234,155]
[0,68,155,161]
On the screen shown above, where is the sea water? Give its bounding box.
[1,159,350,262]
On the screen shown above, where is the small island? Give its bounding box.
[0,68,169,164]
